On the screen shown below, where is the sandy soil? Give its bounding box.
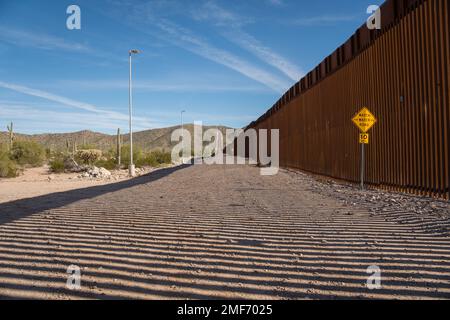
[0,163,449,300]
[0,166,152,204]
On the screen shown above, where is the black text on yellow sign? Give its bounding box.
[359,133,369,144]
[352,107,377,133]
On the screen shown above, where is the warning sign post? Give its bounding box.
[352,107,377,190]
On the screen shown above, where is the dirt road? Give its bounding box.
[0,163,449,299]
[0,166,152,204]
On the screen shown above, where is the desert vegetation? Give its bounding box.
[48,144,172,174]
[0,141,46,178]
[10,141,47,167]
[0,144,19,178]
[1,123,173,178]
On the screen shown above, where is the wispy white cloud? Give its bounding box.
[0,105,128,133]
[152,19,291,93]
[193,1,304,81]
[0,81,111,114]
[291,14,358,27]
[191,1,253,28]
[0,81,153,128]
[101,1,291,93]
[143,110,256,124]
[57,79,269,93]
[0,26,89,52]
[267,0,284,6]
[0,102,248,134]
[0,26,126,64]
[0,103,166,134]
[0,82,247,133]
[224,31,304,81]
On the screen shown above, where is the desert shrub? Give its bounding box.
[76,149,102,165]
[78,144,98,150]
[45,148,52,159]
[95,158,117,170]
[10,141,46,167]
[137,150,172,168]
[150,150,171,165]
[158,150,172,164]
[49,158,65,173]
[120,145,144,167]
[49,152,84,173]
[104,148,117,160]
[136,154,156,167]
[0,152,19,178]
[0,143,8,154]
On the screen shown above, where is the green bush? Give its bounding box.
[0,152,19,178]
[49,158,65,173]
[45,148,52,159]
[120,145,144,167]
[136,150,172,168]
[104,148,117,160]
[136,154,156,167]
[161,151,172,163]
[151,150,172,165]
[95,158,117,170]
[10,141,46,167]
[0,143,8,154]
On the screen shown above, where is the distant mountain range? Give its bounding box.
[0,124,232,152]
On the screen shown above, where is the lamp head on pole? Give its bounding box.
[129,49,141,55]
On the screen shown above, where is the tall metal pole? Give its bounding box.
[361,143,365,190]
[128,52,135,177]
[181,110,185,164]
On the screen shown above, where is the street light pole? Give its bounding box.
[181,110,186,164]
[128,49,140,177]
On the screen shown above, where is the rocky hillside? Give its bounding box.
[0,124,231,152]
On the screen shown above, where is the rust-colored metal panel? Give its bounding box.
[395,0,407,18]
[242,0,449,199]
[311,69,317,85]
[320,61,326,79]
[381,0,396,29]
[441,0,450,199]
[343,39,353,62]
[359,25,371,49]
[331,51,338,70]
[288,86,294,101]
[307,72,313,87]
[300,78,306,91]
[294,82,300,95]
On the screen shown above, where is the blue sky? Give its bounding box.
[0,0,383,134]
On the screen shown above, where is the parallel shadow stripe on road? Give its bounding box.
[0,165,191,225]
[0,164,449,299]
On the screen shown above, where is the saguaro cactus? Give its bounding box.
[117,128,122,167]
[7,122,14,151]
[72,141,77,157]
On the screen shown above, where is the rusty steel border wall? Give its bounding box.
[244,0,450,199]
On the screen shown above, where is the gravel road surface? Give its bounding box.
[0,163,449,299]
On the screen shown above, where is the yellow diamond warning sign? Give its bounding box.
[352,107,377,133]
